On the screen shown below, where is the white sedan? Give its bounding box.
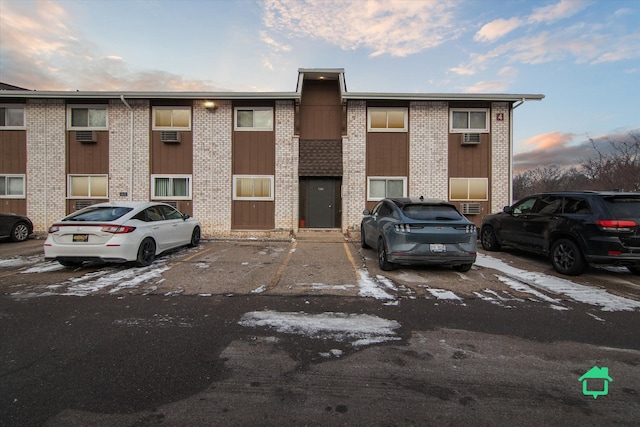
[44,202,201,267]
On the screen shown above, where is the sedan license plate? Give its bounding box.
[430,243,446,253]
[73,234,89,243]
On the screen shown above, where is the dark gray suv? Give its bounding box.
[481,191,640,276]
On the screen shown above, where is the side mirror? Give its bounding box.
[503,206,512,214]
[363,209,371,216]
[182,214,190,220]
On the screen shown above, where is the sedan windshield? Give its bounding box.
[63,207,133,222]
[403,205,463,221]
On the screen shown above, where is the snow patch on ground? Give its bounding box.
[0,255,42,269]
[476,253,640,312]
[358,270,397,300]
[426,288,463,301]
[239,310,401,347]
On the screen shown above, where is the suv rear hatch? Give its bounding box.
[600,195,640,250]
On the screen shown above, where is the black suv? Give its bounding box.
[480,191,640,276]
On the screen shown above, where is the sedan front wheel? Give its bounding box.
[11,222,30,242]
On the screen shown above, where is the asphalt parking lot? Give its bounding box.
[1,232,639,306]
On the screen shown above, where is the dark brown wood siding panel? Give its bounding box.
[232,201,275,230]
[366,133,409,176]
[447,133,491,178]
[232,132,275,175]
[150,131,193,174]
[66,131,109,174]
[1,199,26,215]
[299,80,342,140]
[0,131,27,173]
[448,132,492,228]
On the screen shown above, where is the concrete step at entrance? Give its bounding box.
[295,229,346,243]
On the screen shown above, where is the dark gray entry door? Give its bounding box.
[306,179,336,228]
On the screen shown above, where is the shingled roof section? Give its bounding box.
[0,82,30,90]
[299,139,343,176]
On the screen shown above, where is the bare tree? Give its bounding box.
[581,132,640,191]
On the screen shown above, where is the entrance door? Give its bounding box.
[306,178,339,228]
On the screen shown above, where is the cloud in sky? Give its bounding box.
[262,0,460,57]
[527,0,589,24]
[474,18,523,43]
[514,130,640,174]
[0,0,227,91]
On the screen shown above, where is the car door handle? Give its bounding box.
[152,226,159,230]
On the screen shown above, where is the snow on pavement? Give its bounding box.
[476,253,640,312]
[239,310,401,347]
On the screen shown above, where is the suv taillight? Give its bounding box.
[595,219,637,232]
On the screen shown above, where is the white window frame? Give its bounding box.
[151,174,193,200]
[0,104,26,129]
[367,176,407,201]
[0,174,26,198]
[67,174,109,199]
[152,106,192,131]
[234,107,274,131]
[449,177,489,201]
[232,175,275,201]
[449,108,489,133]
[67,105,108,130]
[367,107,408,132]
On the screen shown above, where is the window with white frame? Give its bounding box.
[152,107,192,130]
[367,177,407,201]
[234,107,274,131]
[233,175,274,201]
[68,175,108,198]
[368,108,408,132]
[0,105,25,128]
[450,109,489,133]
[0,174,26,198]
[449,178,488,201]
[67,105,108,130]
[151,175,192,200]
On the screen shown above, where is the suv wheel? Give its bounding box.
[378,239,395,271]
[550,238,586,276]
[481,226,501,251]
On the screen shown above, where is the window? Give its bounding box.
[449,178,488,201]
[152,175,192,200]
[67,105,108,130]
[152,107,191,130]
[450,109,489,133]
[0,105,25,128]
[368,108,408,132]
[234,107,273,131]
[233,175,274,201]
[0,174,25,198]
[367,177,407,201]
[68,175,108,198]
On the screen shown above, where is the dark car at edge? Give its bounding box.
[480,191,640,276]
[361,197,477,272]
[0,212,34,242]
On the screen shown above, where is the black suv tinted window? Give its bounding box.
[534,195,562,215]
[604,196,640,218]
[562,197,592,214]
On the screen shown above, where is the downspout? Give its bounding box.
[509,98,525,204]
[120,95,133,201]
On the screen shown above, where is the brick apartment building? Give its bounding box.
[0,69,543,238]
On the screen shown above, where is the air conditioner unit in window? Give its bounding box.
[461,203,481,215]
[160,131,181,143]
[461,133,481,145]
[76,131,97,143]
[74,200,94,211]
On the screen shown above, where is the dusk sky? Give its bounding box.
[1,0,638,173]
